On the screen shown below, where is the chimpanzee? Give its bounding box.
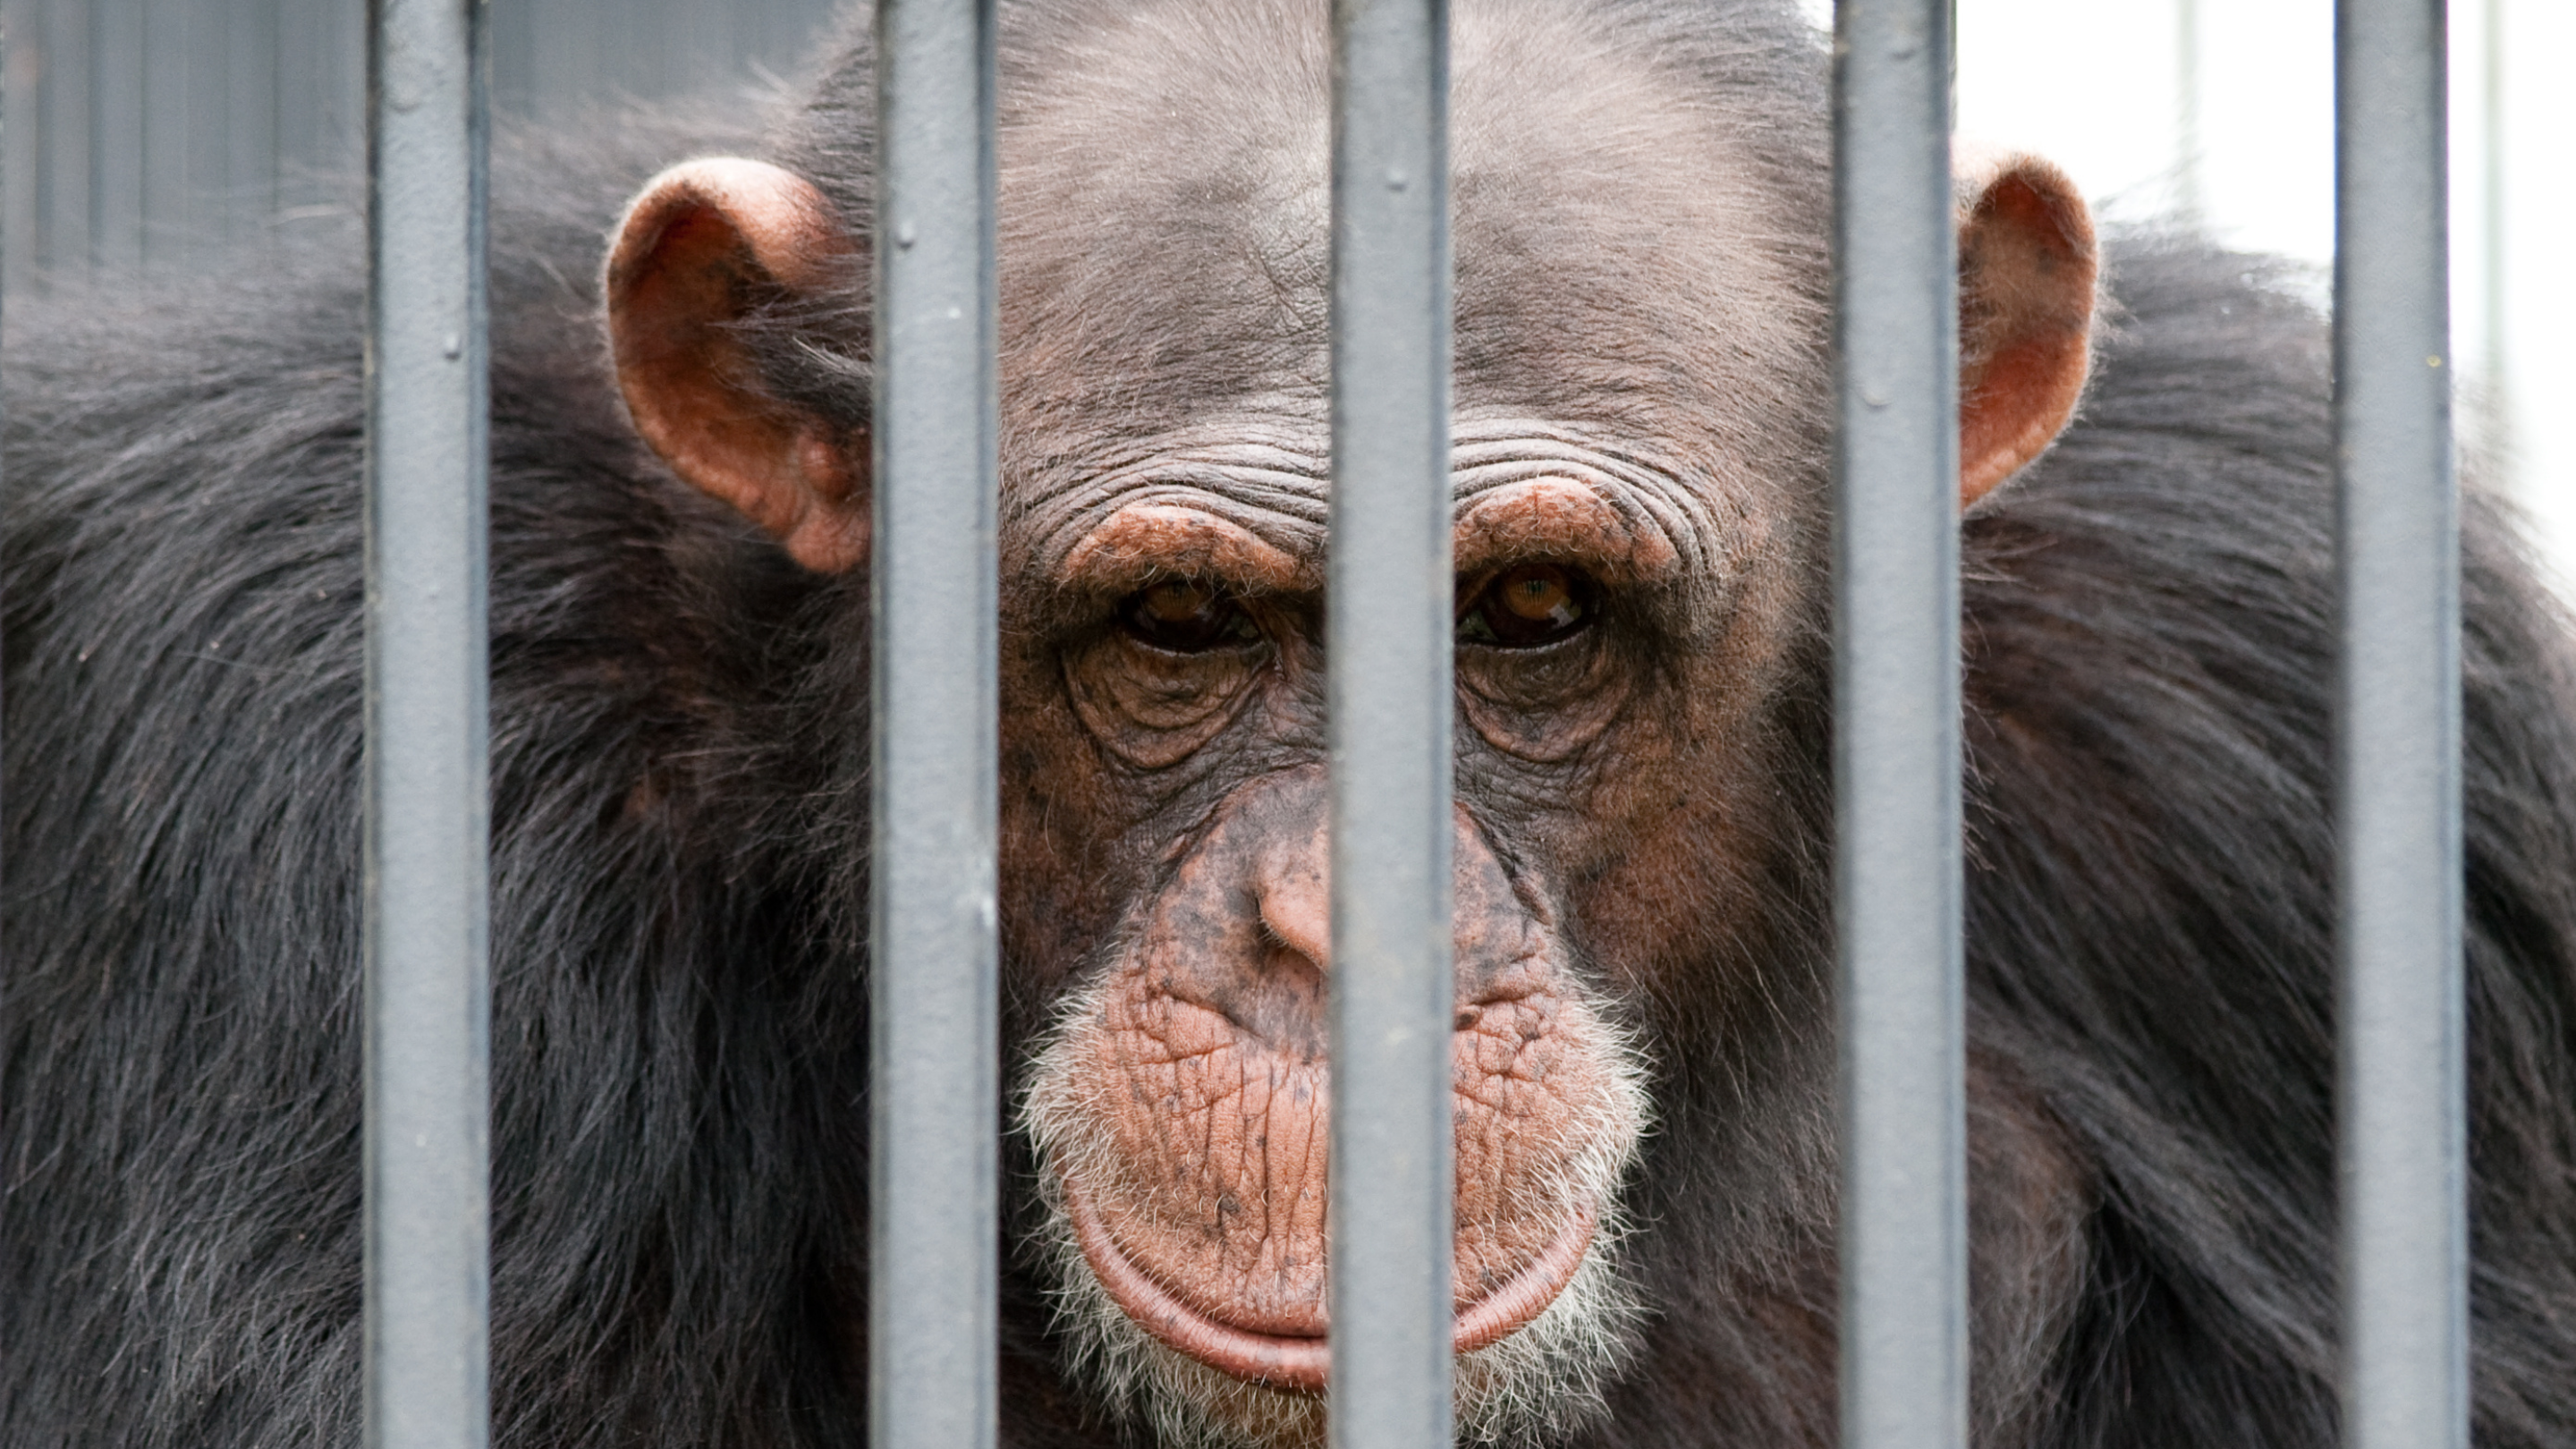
[7,1,2576,1445]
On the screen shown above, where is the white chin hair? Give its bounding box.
[1027,1184,1645,1449]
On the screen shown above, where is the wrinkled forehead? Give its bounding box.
[991,0,1818,462]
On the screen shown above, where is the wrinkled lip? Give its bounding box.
[1063,1177,1597,1392]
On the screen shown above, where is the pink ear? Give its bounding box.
[1953,152,2097,506]
[605,158,871,573]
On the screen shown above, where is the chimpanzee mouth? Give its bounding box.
[1062,1176,1600,1392]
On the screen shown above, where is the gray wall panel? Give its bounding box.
[92,0,143,271]
[3,0,844,290]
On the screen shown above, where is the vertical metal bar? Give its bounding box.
[362,1,490,1447]
[869,1,998,1447]
[2334,3,2465,1447]
[1326,2,1453,1445]
[1831,3,1966,1449]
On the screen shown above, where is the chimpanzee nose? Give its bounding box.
[1232,767,1548,1005]
[1257,865,1334,979]
[1143,766,1557,1050]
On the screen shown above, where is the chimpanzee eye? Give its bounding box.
[1119,580,1262,653]
[1459,564,1594,648]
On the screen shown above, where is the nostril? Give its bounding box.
[1256,881,1332,978]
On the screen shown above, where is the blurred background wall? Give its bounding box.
[1889,0,2572,596]
[0,0,843,284]
[3,0,2566,592]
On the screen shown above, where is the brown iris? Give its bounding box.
[1460,563,1593,648]
[1120,580,1261,652]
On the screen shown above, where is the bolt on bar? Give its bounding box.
[361,1,491,1447]
[1326,1,1454,1445]
[1831,3,1969,1449]
[2334,2,2466,1446]
[869,2,1001,1448]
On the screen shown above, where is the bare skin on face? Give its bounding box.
[1005,427,1690,1442]
[1029,769,1640,1391]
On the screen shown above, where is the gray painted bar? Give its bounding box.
[1325,1,1454,1445]
[2334,2,2466,1446]
[869,1,1000,1447]
[1830,2,1968,1448]
[361,1,491,1446]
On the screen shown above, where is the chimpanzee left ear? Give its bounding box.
[606,157,869,572]
[1953,149,2097,506]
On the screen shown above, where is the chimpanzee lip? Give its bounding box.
[1063,1176,1598,1393]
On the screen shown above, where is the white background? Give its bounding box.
[1806,0,2576,597]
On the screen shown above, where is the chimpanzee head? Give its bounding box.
[599,4,2095,1443]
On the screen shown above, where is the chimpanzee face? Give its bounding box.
[601,5,2092,1444]
[975,23,1839,1434]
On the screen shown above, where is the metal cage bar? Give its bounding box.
[1326,1,1455,1445]
[1831,3,1970,1449]
[869,2,1001,1448]
[2334,2,2467,1446]
[360,2,491,1446]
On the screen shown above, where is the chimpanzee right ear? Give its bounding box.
[606,158,869,573]
[1952,150,2098,507]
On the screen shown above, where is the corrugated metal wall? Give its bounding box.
[0,0,845,288]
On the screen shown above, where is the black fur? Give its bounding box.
[4,4,2574,1447]
[1962,241,2576,1444]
